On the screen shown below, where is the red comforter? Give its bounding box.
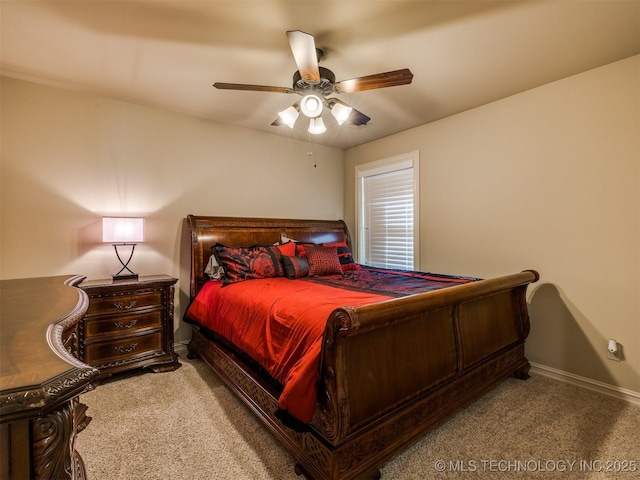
[185,268,478,423]
[184,277,391,423]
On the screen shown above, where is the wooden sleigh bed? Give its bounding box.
[184,214,539,480]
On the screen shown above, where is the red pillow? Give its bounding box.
[306,246,343,276]
[322,241,360,272]
[294,242,316,258]
[276,241,296,257]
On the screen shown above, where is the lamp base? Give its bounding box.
[112,273,139,283]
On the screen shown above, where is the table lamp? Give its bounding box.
[102,217,144,281]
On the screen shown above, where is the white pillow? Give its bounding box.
[204,255,224,280]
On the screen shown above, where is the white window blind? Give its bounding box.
[357,152,418,270]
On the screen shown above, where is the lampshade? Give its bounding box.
[300,94,323,118]
[308,117,327,135]
[278,105,299,128]
[330,102,353,125]
[103,217,145,243]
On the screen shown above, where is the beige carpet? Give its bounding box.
[76,348,640,480]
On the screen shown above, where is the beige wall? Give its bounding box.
[1,77,344,343]
[345,56,640,394]
[3,56,638,394]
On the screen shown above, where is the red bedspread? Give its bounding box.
[185,268,479,424]
[184,277,391,423]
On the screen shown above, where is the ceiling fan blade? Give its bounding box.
[286,30,320,82]
[333,68,414,94]
[326,98,371,126]
[271,117,285,126]
[347,107,371,126]
[214,82,294,94]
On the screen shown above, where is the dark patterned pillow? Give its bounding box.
[322,242,360,272]
[213,244,283,285]
[306,246,343,276]
[282,255,310,279]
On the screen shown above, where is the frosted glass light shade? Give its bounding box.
[308,117,327,135]
[300,94,323,118]
[102,217,145,243]
[330,102,352,125]
[278,105,299,128]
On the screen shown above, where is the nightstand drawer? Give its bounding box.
[85,331,163,365]
[84,310,162,338]
[85,291,162,316]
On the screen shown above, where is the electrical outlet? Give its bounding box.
[607,339,621,362]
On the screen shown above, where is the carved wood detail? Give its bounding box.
[32,402,74,479]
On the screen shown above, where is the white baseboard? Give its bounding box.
[530,362,640,407]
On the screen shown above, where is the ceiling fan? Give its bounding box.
[213,30,414,134]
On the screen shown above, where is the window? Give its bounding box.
[356,151,419,270]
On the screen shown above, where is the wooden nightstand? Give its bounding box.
[79,275,180,379]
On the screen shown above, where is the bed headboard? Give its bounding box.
[186,215,352,300]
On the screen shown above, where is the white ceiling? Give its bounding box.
[2,1,638,149]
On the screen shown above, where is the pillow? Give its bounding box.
[306,246,343,276]
[294,242,317,258]
[275,241,296,257]
[281,255,310,279]
[204,254,224,280]
[213,244,283,285]
[322,242,360,272]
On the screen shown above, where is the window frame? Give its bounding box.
[355,151,420,270]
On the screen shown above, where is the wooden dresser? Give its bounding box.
[0,275,99,480]
[78,275,180,379]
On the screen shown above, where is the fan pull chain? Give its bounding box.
[307,150,316,168]
[307,132,317,168]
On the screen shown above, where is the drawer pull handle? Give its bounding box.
[114,319,138,329]
[114,300,137,310]
[115,343,138,354]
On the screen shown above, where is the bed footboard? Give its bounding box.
[307,270,538,479]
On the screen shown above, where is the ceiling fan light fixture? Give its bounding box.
[308,117,326,135]
[330,102,353,125]
[278,105,299,128]
[215,31,413,135]
[300,94,323,118]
